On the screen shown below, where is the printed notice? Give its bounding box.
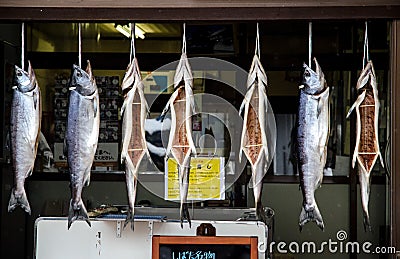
[165,157,225,201]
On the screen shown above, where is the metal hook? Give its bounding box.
[182,23,187,54]
[308,22,312,68]
[363,21,369,69]
[21,22,25,71]
[130,23,136,62]
[78,23,82,68]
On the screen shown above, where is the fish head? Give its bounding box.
[300,58,326,95]
[70,61,96,96]
[14,61,35,93]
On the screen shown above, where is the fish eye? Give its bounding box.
[304,71,310,77]
[77,71,82,77]
[17,72,22,76]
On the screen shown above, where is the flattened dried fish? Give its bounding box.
[239,53,270,223]
[161,52,196,228]
[346,61,384,231]
[121,57,149,231]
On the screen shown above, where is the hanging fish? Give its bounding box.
[65,61,100,229]
[120,57,150,231]
[8,61,41,214]
[297,58,330,231]
[239,53,270,223]
[346,61,384,231]
[161,52,196,228]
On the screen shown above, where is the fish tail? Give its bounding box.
[180,203,191,229]
[299,204,324,231]
[124,164,138,232]
[124,209,135,231]
[8,188,31,214]
[179,157,191,228]
[68,199,91,229]
[256,201,267,223]
[359,170,372,232]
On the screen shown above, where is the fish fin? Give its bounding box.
[379,152,384,168]
[68,199,91,229]
[180,203,191,229]
[315,93,325,119]
[33,91,38,110]
[299,204,324,231]
[83,168,91,187]
[93,96,98,118]
[124,208,135,231]
[239,99,246,117]
[5,131,10,151]
[8,188,31,214]
[346,90,366,118]
[160,101,171,122]
[63,136,68,158]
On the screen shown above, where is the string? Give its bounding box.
[130,23,136,62]
[182,23,186,54]
[363,21,369,69]
[255,23,260,57]
[308,21,312,67]
[21,22,24,71]
[78,23,82,68]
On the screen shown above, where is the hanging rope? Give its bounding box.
[255,23,260,57]
[21,22,25,71]
[308,21,312,68]
[130,22,136,63]
[363,21,369,69]
[78,23,82,68]
[182,23,187,54]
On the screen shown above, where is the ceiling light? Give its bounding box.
[114,24,145,39]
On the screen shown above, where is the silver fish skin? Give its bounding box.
[239,54,270,223]
[120,58,149,231]
[65,60,99,229]
[297,58,330,231]
[8,61,41,214]
[161,53,196,228]
[346,61,384,231]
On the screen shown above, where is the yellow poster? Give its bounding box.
[165,157,225,200]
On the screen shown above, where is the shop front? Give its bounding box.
[1,1,400,259]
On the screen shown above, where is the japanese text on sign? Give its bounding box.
[172,251,216,259]
[165,157,225,201]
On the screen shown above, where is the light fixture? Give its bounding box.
[114,24,145,39]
